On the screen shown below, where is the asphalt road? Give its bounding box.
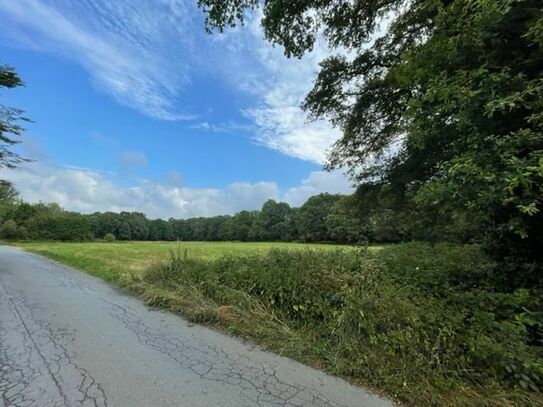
[0,246,394,407]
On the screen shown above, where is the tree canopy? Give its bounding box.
[198,0,543,286]
[0,181,19,205]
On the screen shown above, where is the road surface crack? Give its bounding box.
[0,278,108,407]
[104,300,345,407]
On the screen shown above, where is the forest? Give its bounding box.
[0,182,481,245]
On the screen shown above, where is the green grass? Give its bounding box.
[15,241,361,282]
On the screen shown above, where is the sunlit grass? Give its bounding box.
[15,241,369,281]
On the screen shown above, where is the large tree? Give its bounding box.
[296,193,341,242]
[199,0,543,286]
[250,199,294,240]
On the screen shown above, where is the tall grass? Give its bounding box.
[136,243,543,407]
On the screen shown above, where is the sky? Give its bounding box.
[0,0,352,219]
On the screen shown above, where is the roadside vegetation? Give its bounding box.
[15,241,358,281]
[142,244,543,407]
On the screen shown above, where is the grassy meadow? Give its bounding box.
[15,241,360,282]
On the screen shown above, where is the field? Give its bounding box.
[15,241,358,282]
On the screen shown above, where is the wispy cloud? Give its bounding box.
[0,0,198,120]
[217,14,341,164]
[189,121,254,134]
[1,1,341,163]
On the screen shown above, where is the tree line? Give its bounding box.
[0,182,483,244]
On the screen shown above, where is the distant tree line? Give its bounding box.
[0,182,483,244]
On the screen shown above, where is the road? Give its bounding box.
[0,246,393,407]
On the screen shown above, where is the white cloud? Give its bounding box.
[120,150,148,168]
[189,121,254,134]
[0,162,275,218]
[247,106,338,163]
[217,14,341,164]
[0,163,351,218]
[283,171,353,207]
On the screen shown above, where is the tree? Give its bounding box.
[0,219,19,239]
[0,181,19,204]
[296,193,341,242]
[186,218,206,240]
[199,0,543,287]
[118,221,132,241]
[31,212,93,241]
[250,200,294,241]
[217,216,235,241]
[9,202,38,225]
[122,212,149,240]
[17,225,28,240]
[230,210,258,241]
[352,183,416,243]
[205,216,229,241]
[91,212,120,238]
[148,219,175,241]
[325,196,366,243]
[1,65,29,173]
[170,219,191,240]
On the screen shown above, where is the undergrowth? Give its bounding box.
[130,242,543,406]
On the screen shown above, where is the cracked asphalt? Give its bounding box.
[0,246,394,407]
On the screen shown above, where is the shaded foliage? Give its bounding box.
[197,0,543,288]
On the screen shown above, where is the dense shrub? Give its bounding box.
[0,219,20,239]
[142,243,543,406]
[104,233,116,242]
[17,226,28,240]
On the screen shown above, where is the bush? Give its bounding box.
[17,226,28,240]
[0,219,19,239]
[104,233,116,242]
[141,244,543,406]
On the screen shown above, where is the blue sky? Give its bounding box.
[0,0,352,218]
